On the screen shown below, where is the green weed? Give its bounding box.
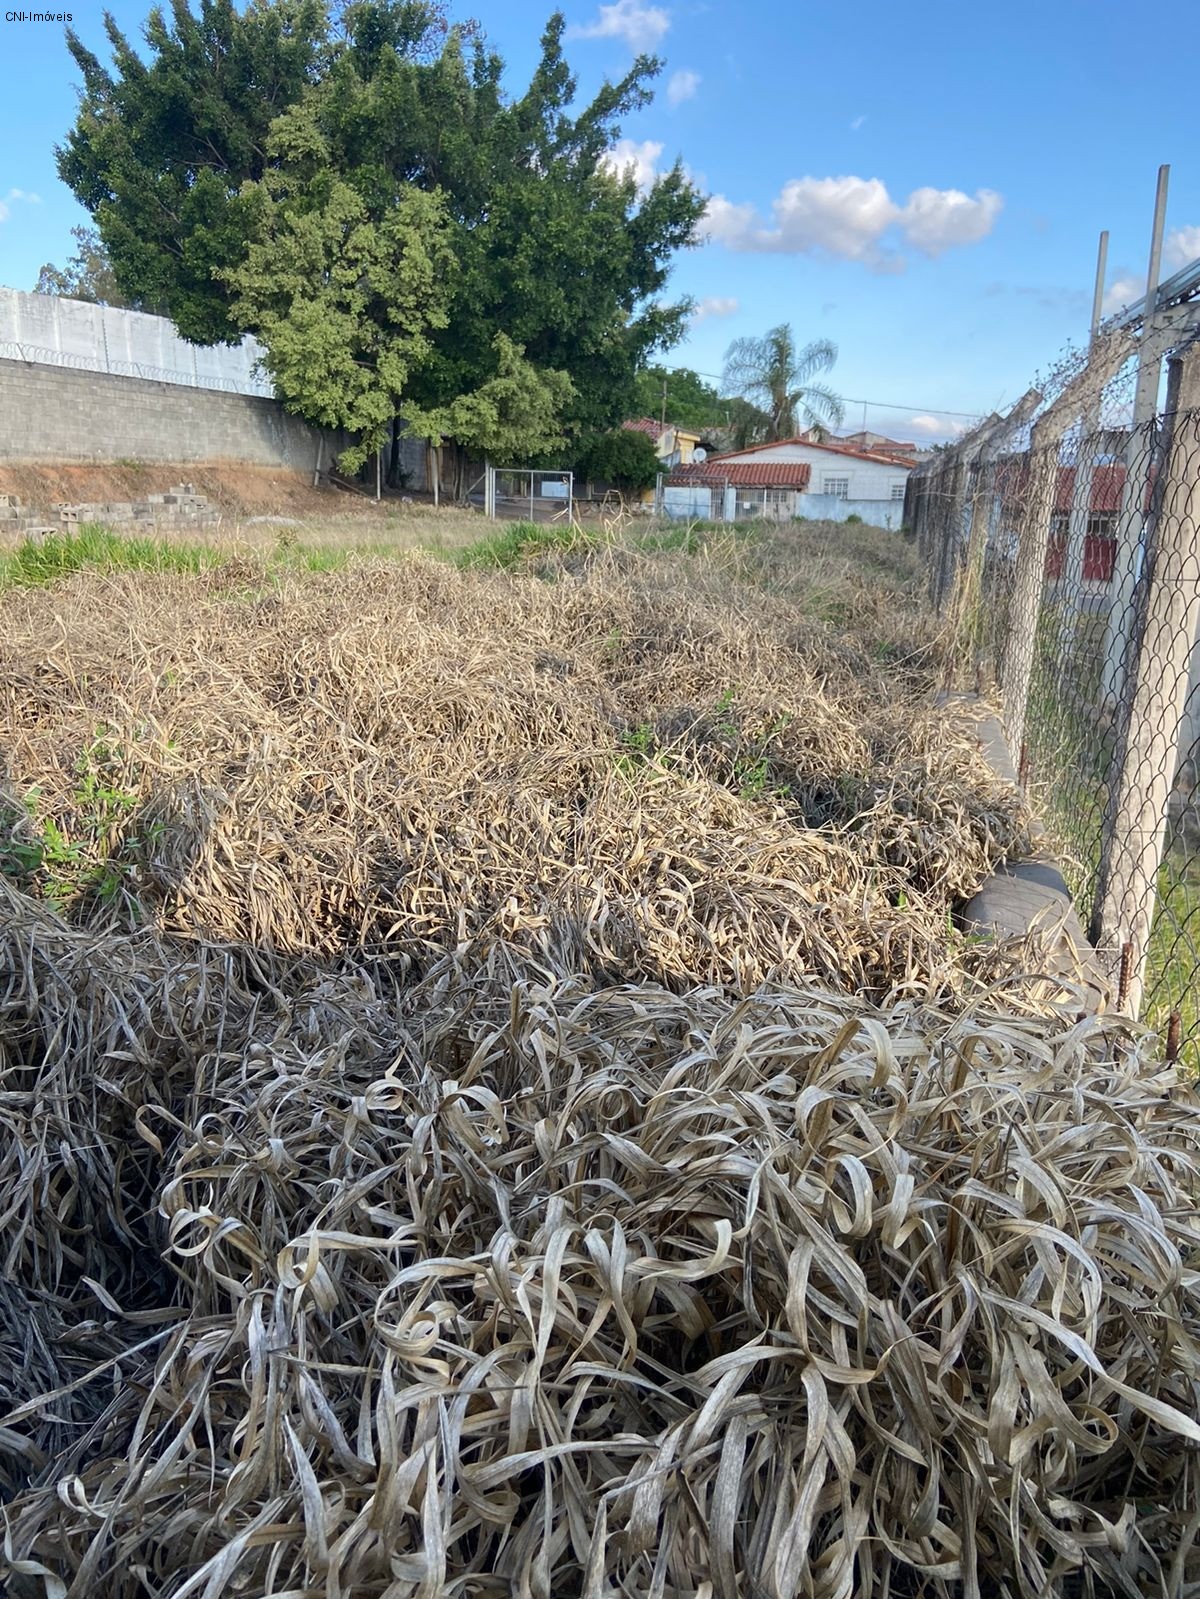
[0,733,150,917]
[456,521,591,571]
[0,525,217,589]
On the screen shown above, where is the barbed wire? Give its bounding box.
[0,339,274,399]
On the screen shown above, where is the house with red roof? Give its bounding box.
[661,436,913,527]
[620,417,704,470]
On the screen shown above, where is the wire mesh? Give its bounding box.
[909,329,1200,1068]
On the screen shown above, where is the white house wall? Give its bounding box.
[662,484,714,520]
[800,493,904,530]
[719,442,910,502]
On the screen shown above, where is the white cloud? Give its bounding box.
[702,174,1001,269]
[1164,225,1200,272]
[600,138,665,194]
[907,414,969,441]
[703,194,760,246]
[1101,227,1200,317]
[693,295,738,322]
[899,186,1003,256]
[666,67,700,106]
[567,0,670,51]
[850,114,866,131]
[1102,273,1144,316]
[0,187,42,224]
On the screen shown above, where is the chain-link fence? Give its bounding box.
[908,311,1200,1064]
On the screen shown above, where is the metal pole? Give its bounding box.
[530,473,535,524]
[1102,164,1170,705]
[375,444,382,502]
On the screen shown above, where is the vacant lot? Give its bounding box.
[1,511,1197,1598]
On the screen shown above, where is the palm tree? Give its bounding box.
[720,324,845,446]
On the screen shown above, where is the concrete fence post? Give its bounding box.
[1088,343,1200,1015]
[1001,434,1058,753]
[931,457,966,610]
[998,335,1136,751]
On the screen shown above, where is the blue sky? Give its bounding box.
[0,0,1196,441]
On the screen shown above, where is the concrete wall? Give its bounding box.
[0,356,358,473]
[660,482,904,529]
[799,492,905,530]
[0,287,272,396]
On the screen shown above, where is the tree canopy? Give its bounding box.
[570,426,659,495]
[632,364,727,432]
[721,325,845,445]
[57,2,707,473]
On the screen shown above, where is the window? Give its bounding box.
[890,481,906,501]
[823,475,849,499]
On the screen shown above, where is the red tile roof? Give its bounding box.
[622,417,664,438]
[709,437,910,469]
[667,461,813,490]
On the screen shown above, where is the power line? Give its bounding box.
[657,363,984,420]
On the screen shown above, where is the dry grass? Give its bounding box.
[0,906,1198,1597]
[0,534,1021,995]
[2,524,1196,1597]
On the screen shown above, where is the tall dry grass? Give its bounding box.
[1,528,1196,1597]
[0,536,1022,995]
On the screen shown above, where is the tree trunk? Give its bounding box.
[388,416,402,488]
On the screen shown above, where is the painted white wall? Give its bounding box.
[718,441,910,502]
[800,494,904,530]
[0,286,273,397]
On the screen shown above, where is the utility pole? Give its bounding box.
[660,377,669,430]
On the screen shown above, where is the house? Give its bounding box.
[662,460,814,521]
[993,458,1128,584]
[663,436,912,527]
[838,430,920,462]
[618,417,706,505]
[621,417,704,469]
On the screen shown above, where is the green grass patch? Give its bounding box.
[0,524,217,589]
[455,520,593,571]
[1144,850,1200,1075]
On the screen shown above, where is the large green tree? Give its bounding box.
[721,325,845,444]
[56,2,706,484]
[225,114,455,471]
[632,364,726,432]
[405,334,576,492]
[59,0,339,343]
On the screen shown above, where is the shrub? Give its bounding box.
[571,428,660,495]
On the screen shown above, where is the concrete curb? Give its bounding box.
[939,693,1109,1010]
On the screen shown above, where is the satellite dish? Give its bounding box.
[693,447,708,463]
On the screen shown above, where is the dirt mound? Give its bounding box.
[0,461,369,521]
